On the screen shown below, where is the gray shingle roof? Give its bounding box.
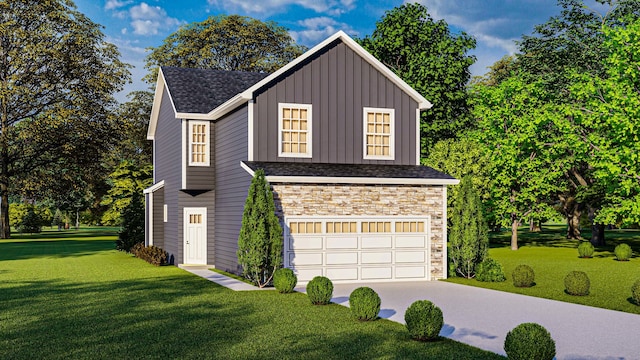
[161,66,269,114]
[242,161,457,181]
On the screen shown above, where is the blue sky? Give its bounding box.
[73,0,610,102]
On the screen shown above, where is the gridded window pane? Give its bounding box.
[190,122,208,164]
[365,109,392,158]
[395,221,425,233]
[281,105,310,156]
[361,222,391,233]
[289,222,321,234]
[326,222,357,233]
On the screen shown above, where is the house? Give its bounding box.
[144,31,459,284]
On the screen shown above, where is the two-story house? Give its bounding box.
[145,31,458,284]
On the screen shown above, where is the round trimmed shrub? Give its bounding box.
[306,276,333,305]
[577,242,595,258]
[349,287,381,321]
[614,243,633,261]
[273,268,297,293]
[512,265,535,288]
[564,271,590,296]
[404,300,444,341]
[475,257,506,282]
[632,280,640,305]
[504,322,556,360]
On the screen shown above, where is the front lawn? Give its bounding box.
[0,229,500,359]
[447,226,640,314]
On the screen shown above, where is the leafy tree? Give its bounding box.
[358,3,476,157]
[101,161,153,226]
[107,91,154,167]
[0,0,130,238]
[116,191,144,252]
[144,14,305,83]
[449,176,488,278]
[17,207,42,234]
[237,170,283,288]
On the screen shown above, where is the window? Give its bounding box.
[361,221,391,233]
[363,108,394,160]
[395,221,425,233]
[326,221,357,233]
[289,221,322,234]
[189,121,209,166]
[279,103,312,158]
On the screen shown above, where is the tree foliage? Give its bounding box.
[144,14,305,83]
[449,176,489,278]
[358,3,476,157]
[0,0,130,238]
[101,161,153,226]
[116,191,145,253]
[237,170,283,288]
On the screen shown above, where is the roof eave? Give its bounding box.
[147,68,179,140]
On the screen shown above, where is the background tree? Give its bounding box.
[116,191,145,252]
[237,170,283,288]
[106,91,154,167]
[449,176,488,278]
[144,14,306,83]
[358,3,476,157]
[101,161,153,226]
[0,0,130,238]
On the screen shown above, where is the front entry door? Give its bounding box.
[183,208,207,265]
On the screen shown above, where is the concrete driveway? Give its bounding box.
[316,281,640,360]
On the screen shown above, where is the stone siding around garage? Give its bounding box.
[271,183,446,279]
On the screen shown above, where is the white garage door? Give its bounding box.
[284,216,431,283]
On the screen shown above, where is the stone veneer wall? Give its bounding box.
[271,183,446,279]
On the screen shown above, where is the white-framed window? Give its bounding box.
[163,204,168,222]
[189,120,210,166]
[278,103,312,158]
[363,107,394,160]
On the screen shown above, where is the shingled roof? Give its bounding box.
[242,161,458,185]
[161,66,269,114]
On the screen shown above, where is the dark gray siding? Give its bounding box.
[185,121,215,190]
[154,88,181,262]
[252,41,419,165]
[152,187,164,249]
[178,190,214,264]
[214,105,251,273]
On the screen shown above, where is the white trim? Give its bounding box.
[416,108,421,165]
[363,107,394,160]
[240,161,255,177]
[183,207,207,265]
[148,68,179,140]
[181,120,187,189]
[248,100,254,161]
[143,180,165,194]
[266,175,459,185]
[147,193,153,246]
[442,186,448,279]
[153,140,156,181]
[278,103,313,158]
[188,120,211,166]
[163,204,168,223]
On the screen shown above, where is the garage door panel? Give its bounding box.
[290,252,323,266]
[361,267,392,280]
[361,252,392,264]
[295,268,323,282]
[396,236,426,248]
[326,252,358,265]
[326,267,358,280]
[361,236,392,249]
[290,236,323,250]
[326,237,358,249]
[396,266,426,278]
[396,251,426,263]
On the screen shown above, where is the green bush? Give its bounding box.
[614,243,633,261]
[404,300,444,341]
[577,242,595,258]
[512,264,535,288]
[306,276,333,305]
[349,287,381,321]
[116,192,144,253]
[132,244,168,266]
[504,323,556,360]
[475,257,506,282]
[564,271,590,296]
[632,279,640,305]
[17,208,43,234]
[273,268,297,293]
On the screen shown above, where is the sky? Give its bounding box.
[72,0,611,102]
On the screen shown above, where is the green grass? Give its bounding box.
[0,228,500,359]
[447,225,640,314]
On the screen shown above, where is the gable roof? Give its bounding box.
[148,30,433,140]
[241,161,459,185]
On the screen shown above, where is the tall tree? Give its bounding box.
[101,160,153,226]
[0,0,130,238]
[358,3,476,157]
[144,14,306,83]
[107,91,154,167]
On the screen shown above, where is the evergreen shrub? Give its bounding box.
[614,243,632,261]
[273,268,297,293]
[504,323,556,360]
[475,257,506,282]
[18,208,43,234]
[307,276,333,305]
[631,279,640,305]
[577,242,595,258]
[512,264,535,288]
[564,271,590,296]
[404,300,443,341]
[116,192,144,252]
[349,287,381,321]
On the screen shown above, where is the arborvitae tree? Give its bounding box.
[449,176,489,278]
[18,207,43,234]
[237,170,283,288]
[116,191,145,252]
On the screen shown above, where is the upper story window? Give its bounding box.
[279,103,312,158]
[363,107,394,160]
[189,120,210,166]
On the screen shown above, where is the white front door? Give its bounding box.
[184,208,207,265]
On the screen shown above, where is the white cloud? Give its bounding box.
[128,2,183,36]
[289,16,358,45]
[105,0,131,11]
[207,0,356,16]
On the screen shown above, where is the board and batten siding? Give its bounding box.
[252,40,419,165]
[214,105,252,273]
[153,88,181,262]
[185,121,215,190]
[152,187,164,249]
